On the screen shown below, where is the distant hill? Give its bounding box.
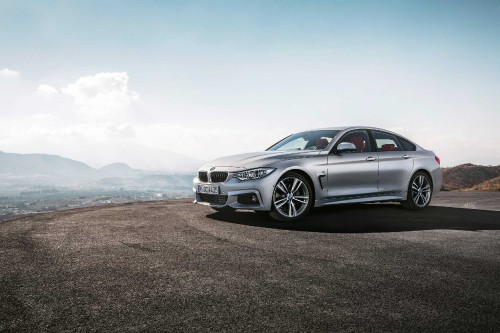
[0,151,94,176]
[98,163,141,178]
[465,176,500,192]
[442,164,500,191]
[55,143,204,173]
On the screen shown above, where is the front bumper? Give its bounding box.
[193,172,280,211]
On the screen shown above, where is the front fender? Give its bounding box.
[267,155,328,207]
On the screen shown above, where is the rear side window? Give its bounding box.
[372,130,402,152]
[397,136,416,151]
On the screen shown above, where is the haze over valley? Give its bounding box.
[0,150,196,220]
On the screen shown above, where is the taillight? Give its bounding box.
[435,155,441,165]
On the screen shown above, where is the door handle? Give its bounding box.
[402,154,411,159]
[366,157,377,161]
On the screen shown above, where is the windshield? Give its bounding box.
[267,130,340,151]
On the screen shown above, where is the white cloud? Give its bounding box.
[61,72,139,118]
[0,68,20,79]
[106,123,136,139]
[36,84,58,97]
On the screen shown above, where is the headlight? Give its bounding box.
[234,168,275,181]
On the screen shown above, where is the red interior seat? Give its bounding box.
[381,144,396,151]
[316,138,329,148]
[350,136,366,152]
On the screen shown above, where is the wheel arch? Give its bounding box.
[401,168,434,208]
[412,168,433,185]
[406,168,433,200]
[278,168,316,203]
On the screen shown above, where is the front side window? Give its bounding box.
[267,130,340,151]
[372,130,402,152]
[336,130,371,153]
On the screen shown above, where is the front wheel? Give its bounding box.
[269,172,313,222]
[401,171,433,210]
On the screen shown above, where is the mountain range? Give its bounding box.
[59,143,204,172]
[0,151,94,176]
[0,151,186,177]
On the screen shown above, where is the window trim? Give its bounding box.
[330,129,372,154]
[395,135,416,151]
[267,130,341,151]
[369,129,405,152]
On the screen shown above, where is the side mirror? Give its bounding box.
[335,142,357,154]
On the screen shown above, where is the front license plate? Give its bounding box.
[197,184,219,194]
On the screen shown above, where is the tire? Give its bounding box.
[269,172,313,222]
[401,171,433,210]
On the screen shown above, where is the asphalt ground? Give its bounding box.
[432,191,500,211]
[1,193,500,332]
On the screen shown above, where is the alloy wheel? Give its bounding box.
[411,175,431,207]
[273,177,310,218]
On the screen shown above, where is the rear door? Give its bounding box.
[370,130,414,195]
[327,129,379,199]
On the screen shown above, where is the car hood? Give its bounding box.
[200,150,321,171]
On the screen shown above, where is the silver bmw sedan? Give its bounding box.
[193,127,442,221]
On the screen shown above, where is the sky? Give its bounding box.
[0,0,499,169]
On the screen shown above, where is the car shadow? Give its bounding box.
[206,204,500,233]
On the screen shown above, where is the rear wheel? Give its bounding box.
[269,172,313,222]
[402,171,433,210]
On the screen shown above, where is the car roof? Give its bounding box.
[305,126,386,132]
[270,126,423,151]
[302,126,421,148]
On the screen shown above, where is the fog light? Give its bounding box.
[237,193,260,205]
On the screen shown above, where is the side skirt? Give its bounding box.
[315,192,406,207]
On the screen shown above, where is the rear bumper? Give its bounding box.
[431,167,443,194]
[193,173,279,211]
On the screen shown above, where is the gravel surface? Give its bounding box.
[1,197,499,332]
